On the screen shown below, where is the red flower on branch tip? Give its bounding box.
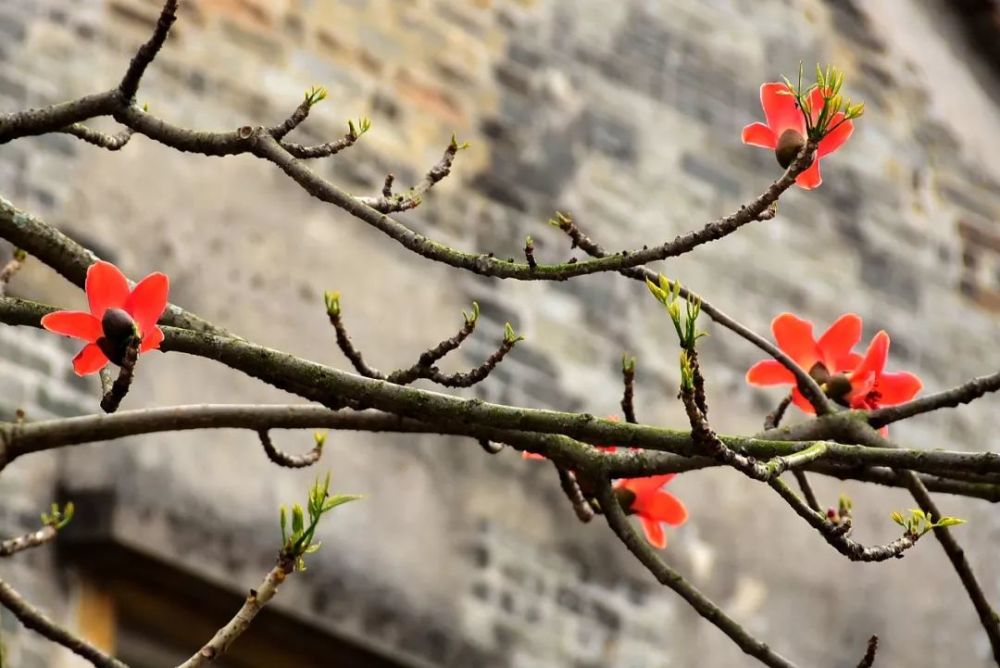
[742,83,854,190]
[746,313,921,431]
[40,261,169,376]
[614,474,688,549]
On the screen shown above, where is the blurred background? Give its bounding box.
[0,0,998,666]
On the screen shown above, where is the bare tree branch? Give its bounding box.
[549,212,830,414]
[258,429,323,468]
[769,478,919,562]
[0,577,128,668]
[856,635,878,668]
[0,247,25,296]
[61,124,133,151]
[867,370,1000,428]
[118,0,179,101]
[100,337,140,414]
[177,557,293,668]
[356,136,464,213]
[595,482,799,668]
[0,195,230,336]
[0,526,56,557]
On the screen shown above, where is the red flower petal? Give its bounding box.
[140,326,165,352]
[639,516,667,549]
[760,83,806,136]
[790,387,816,414]
[851,331,889,384]
[876,372,923,405]
[794,159,823,189]
[72,343,110,376]
[86,261,130,318]
[817,313,862,372]
[818,114,853,158]
[40,311,102,343]
[637,491,688,526]
[125,272,169,339]
[771,313,820,369]
[741,122,777,149]
[746,360,795,386]
[620,473,676,498]
[840,352,864,372]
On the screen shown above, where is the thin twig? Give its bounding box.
[548,210,830,414]
[327,297,515,387]
[0,525,56,557]
[0,577,128,668]
[900,470,1000,663]
[100,337,140,414]
[0,248,25,296]
[268,99,311,141]
[763,394,792,430]
[356,136,464,213]
[385,307,480,383]
[856,635,878,668]
[524,236,537,270]
[257,429,323,468]
[326,306,385,379]
[61,124,133,150]
[398,336,518,388]
[867,370,1000,428]
[177,557,294,668]
[281,129,359,159]
[827,419,1000,662]
[766,395,822,511]
[118,0,179,101]
[621,355,637,424]
[792,470,822,513]
[595,482,799,668]
[769,478,919,562]
[555,465,595,522]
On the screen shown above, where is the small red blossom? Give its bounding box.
[746,313,922,427]
[747,312,864,412]
[842,330,922,434]
[742,82,854,190]
[40,260,169,376]
[614,474,688,549]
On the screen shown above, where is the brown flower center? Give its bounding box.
[98,308,137,366]
[775,129,808,169]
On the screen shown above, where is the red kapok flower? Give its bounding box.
[842,331,922,433]
[747,312,864,413]
[40,261,169,376]
[742,82,854,190]
[614,474,688,549]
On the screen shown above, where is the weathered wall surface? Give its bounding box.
[0,0,998,666]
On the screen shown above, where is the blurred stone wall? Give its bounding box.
[0,0,998,666]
